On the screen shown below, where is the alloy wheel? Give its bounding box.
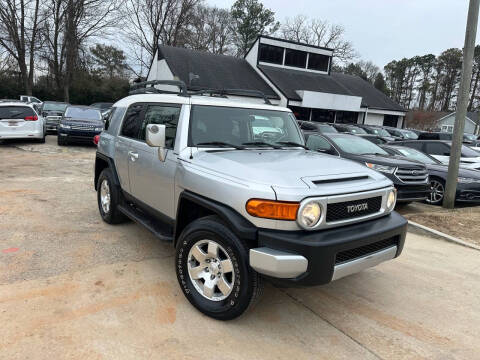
[427,179,444,204]
[100,179,111,214]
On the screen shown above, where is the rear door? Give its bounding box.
[0,106,38,136]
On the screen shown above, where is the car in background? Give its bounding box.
[0,102,46,143]
[19,95,42,105]
[297,120,338,134]
[304,132,430,203]
[417,132,452,141]
[356,124,397,142]
[382,144,480,205]
[462,133,480,146]
[383,127,419,140]
[57,106,103,146]
[394,140,480,170]
[41,101,69,133]
[332,123,368,135]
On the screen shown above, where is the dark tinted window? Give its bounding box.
[308,53,330,71]
[306,135,335,154]
[289,106,310,121]
[0,106,35,119]
[311,109,334,123]
[258,44,284,64]
[425,142,450,155]
[65,107,101,120]
[336,111,358,124]
[400,141,424,151]
[121,104,144,139]
[284,49,307,68]
[140,105,181,148]
[383,115,398,127]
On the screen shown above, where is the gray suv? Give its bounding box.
[94,81,407,320]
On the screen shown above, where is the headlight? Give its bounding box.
[458,177,480,184]
[59,124,71,129]
[95,127,103,131]
[298,201,322,228]
[365,163,396,174]
[386,189,397,210]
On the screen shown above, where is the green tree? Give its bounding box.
[230,0,279,57]
[90,44,129,78]
[468,45,480,111]
[437,48,462,111]
[373,73,388,95]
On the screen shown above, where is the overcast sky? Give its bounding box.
[207,0,474,68]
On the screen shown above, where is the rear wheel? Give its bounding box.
[38,131,46,143]
[96,168,127,224]
[176,216,263,320]
[426,178,445,205]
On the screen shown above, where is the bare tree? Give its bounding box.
[280,15,357,64]
[122,0,201,75]
[0,0,43,94]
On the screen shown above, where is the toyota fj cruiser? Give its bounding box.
[94,81,407,320]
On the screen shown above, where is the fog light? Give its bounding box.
[386,189,397,210]
[298,201,322,228]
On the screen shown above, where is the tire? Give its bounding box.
[38,132,46,143]
[96,168,127,224]
[176,215,263,320]
[57,136,66,146]
[426,177,445,206]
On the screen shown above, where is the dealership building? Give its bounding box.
[147,36,406,128]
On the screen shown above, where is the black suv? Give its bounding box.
[384,127,419,140]
[356,124,397,142]
[304,132,431,203]
[297,120,338,134]
[332,123,368,135]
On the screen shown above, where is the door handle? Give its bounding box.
[128,151,139,161]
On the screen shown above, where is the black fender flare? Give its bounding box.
[95,152,120,190]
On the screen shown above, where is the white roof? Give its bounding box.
[0,102,35,108]
[114,93,290,112]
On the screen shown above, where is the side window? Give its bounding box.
[140,104,181,149]
[306,135,336,154]
[425,142,449,155]
[104,108,115,131]
[402,142,423,151]
[121,104,144,139]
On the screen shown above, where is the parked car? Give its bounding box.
[41,101,69,133]
[394,140,480,170]
[417,132,452,141]
[297,120,338,134]
[355,134,388,145]
[94,80,407,320]
[462,133,480,146]
[332,123,368,135]
[19,95,42,105]
[58,106,103,145]
[0,102,46,143]
[383,127,419,140]
[304,132,430,203]
[356,124,397,142]
[382,144,480,205]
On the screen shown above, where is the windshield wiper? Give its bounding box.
[196,141,245,150]
[242,141,282,149]
[276,141,308,150]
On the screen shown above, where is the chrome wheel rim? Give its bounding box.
[427,180,444,204]
[187,240,235,301]
[100,179,111,214]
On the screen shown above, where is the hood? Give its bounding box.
[346,153,426,169]
[191,149,389,193]
[427,163,480,177]
[61,118,103,126]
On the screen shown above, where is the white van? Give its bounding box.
[0,103,46,143]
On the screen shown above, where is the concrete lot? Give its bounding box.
[1,136,479,360]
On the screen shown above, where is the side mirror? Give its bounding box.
[146,124,166,161]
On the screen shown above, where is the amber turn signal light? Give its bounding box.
[246,199,299,220]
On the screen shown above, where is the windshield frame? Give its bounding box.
[188,105,305,149]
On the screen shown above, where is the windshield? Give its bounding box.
[346,126,367,134]
[366,127,390,137]
[461,144,480,157]
[43,103,67,112]
[319,124,338,133]
[189,106,304,147]
[64,107,101,121]
[394,147,439,165]
[464,134,477,141]
[330,135,388,156]
[402,130,418,139]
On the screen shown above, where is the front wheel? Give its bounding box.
[176,216,263,320]
[426,178,445,205]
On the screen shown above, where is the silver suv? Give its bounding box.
[94,81,407,320]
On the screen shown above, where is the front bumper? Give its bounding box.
[456,182,480,202]
[0,129,43,139]
[395,183,430,202]
[58,128,101,143]
[249,211,407,286]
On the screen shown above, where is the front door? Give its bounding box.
[127,103,182,219]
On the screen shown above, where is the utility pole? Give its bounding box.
[443,0,480,208]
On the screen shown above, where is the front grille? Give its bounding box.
[395,167,428,183]
[335,238,398,264]
[70,124,95,130]
[326,196,382,222]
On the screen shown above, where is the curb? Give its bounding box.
[408,220,480,251]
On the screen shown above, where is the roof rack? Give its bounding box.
[129,80,188,97]
[191,88,272,105]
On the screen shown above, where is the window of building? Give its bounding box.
[289,106,310,121]
[311,109,335,123]
[258,44,284,65]
[383,115,399,127]
[308,53,330,72]
[441,125,454,133]
[335,111,358,124]
[284,49,307,68]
